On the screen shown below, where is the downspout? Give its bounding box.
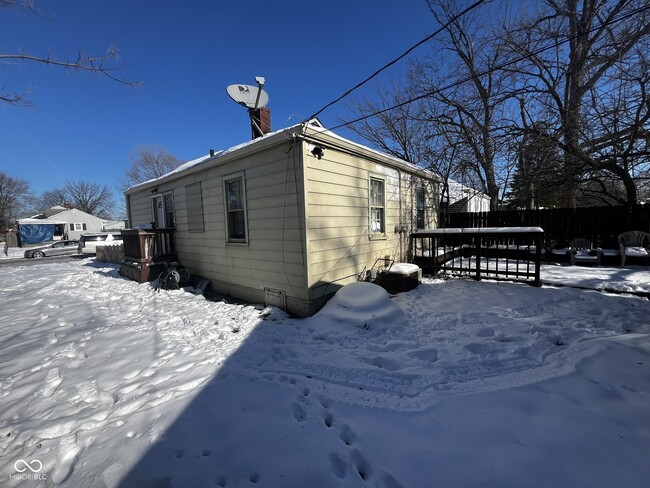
[126,194,132,229]
[398,168,403,262]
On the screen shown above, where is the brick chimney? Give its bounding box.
[250,106,271,139]
[64,201,72,210]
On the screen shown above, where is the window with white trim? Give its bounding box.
[369,176,386,235]
[71,223,87,231]
[224,174,248,242]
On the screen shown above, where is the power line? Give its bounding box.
[325,3,650,132]
[306,0,486,121]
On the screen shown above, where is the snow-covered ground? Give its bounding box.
[1,257,649,487]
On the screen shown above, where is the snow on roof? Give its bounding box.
[127,120,440,193]
[127,124,302,193]
[17,218,68,225]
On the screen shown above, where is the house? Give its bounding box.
[124,120,441,316]
[17,206,104,244]
[444,179,491,213]
[102,220,127,231]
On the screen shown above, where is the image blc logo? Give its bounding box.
[14,459,43,473]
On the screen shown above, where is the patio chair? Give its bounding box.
[618,231,650,267]
[568,238,601,266]
[545,239,570,264]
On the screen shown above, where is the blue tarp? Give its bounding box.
[19,224,55,244]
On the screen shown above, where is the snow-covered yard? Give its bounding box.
[1,257,649,487]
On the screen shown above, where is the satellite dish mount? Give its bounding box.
[227,77,271,139]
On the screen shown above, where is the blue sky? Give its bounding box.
[1,0,439,210]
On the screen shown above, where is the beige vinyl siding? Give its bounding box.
[302,135,440,311]
[304,147,403,301]
[127,139,309,312]
[128,194,155,228]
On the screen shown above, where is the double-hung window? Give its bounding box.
[369,176,386,236]
[224,173,248,242]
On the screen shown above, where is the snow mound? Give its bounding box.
[315,282,407,333]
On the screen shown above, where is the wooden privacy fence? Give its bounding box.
[410,227,544,286]
[96,244,124,264]
[443,204,650,246]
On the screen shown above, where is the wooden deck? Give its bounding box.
[410,227,544,286]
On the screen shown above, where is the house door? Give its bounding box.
[152,196,164,228]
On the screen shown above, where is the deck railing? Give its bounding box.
[410,227,544,286]
[121,228,176,263]
[119,228,176,282]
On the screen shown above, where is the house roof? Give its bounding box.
[126,120,441,195]
[17,218,68,225]
[19,207,103,224]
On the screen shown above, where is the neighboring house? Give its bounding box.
[102,220,127,231]
[125,120,441,316]
[444,179,491,213]
[17,206,104,244]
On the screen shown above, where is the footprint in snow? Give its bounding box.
[42,368,62,397]
[290,402,307,422]
[329,452,347,479]
[323,412,334,428]
[337,424,356,446]
[51,434,81,484]
[351,449,373,482]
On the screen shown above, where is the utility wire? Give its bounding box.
[307,0,486,121]
[324,3,650,133]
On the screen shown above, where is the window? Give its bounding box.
[71,223,87,231]
[224,174,248,242]
[186,182,205,232]
[416,187,426,229]
[369,177,386,235]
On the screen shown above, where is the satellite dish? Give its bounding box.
[227,84,269,110]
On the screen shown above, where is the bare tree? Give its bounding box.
[346,0,509,210]
[37,188,69,210]
[504,0,650,206]
[119,145,182,192]
[64,180,114,218]
[346,78,434,164]
[0,0,140,106]
[0,172,30,231]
